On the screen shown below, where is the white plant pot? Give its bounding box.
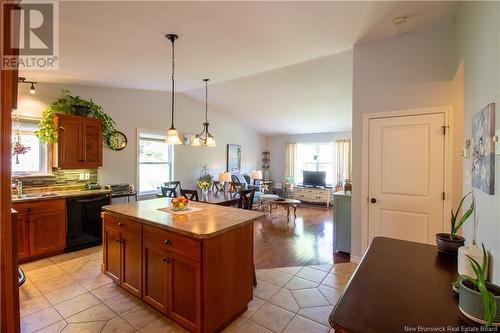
[458,245,487,277]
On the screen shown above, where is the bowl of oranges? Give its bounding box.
[170,196,190,211]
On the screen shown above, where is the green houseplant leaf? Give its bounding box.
[450,191,474,238]
[461,244,497,327]
[36,90,117,149]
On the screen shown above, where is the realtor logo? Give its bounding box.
[2,0,59,69]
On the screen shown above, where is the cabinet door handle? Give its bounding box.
[58,126,65,131]
[23,208,33,213]
[164,239,173,246]
[116,239,122,243]
[163,258,172,264]
[118,222,124,226]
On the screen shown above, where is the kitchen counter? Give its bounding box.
[102,197,262,332]
[12,189,111,203]
[102,197,264,239]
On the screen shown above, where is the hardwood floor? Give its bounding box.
[253,204,349,269]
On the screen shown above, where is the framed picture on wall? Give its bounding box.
[471,103,495,195]
[227,144,241,173]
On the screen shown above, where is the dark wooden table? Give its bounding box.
[329,237,481,333]
[197,190,240,206]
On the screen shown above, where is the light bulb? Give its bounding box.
[29,83,36,94]
[191,136,202,147]
[165,128,182,145]
[206,136,216,147]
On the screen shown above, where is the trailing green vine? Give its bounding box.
[36,90,118,148]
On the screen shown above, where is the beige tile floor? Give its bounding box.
[19,246,356,333]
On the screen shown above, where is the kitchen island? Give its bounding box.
[101,198,265,333]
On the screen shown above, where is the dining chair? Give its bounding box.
[180,189,199,201]
[160,186,177,198]
[212,181,225,192]
[229,182,246,193]
[238,189,255,210]
[164,181,181,196]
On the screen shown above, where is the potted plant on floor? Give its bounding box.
[436,192,474,255]
[459,244,500,326]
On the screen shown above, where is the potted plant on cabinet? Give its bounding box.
[36,90,118,148]
[459,244,500,327]
[436,192,474,255]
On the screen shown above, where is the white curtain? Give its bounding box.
[284,142,297,183]
[334,139,352,185]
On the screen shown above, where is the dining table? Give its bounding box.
[158,190,240,206]
[196,189,240,206]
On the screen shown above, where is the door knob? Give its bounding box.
[370,198,377,203]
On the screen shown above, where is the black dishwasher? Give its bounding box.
[66,194,110,252]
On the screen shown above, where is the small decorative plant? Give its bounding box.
[197,165,213,184]
[197,181,210,190]
[450,191,475,239]
[436,192,475,255]
[36,90,118,149]
[459,244,499,327]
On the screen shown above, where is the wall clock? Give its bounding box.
[108,131,127,151]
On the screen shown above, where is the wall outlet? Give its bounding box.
[84,173,90,180]
[465,172,471,186]
[79,173,85,181]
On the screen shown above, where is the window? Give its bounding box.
[138,130,174,195]
[295,143,334,185]
[11,119,48,175]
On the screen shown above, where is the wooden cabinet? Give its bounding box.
[102,211,253,333]
[102,214,142,298]
[54,113,103,169]
[333,192,351,253]
[168,252,200,331]
[142,225,200,331]
[294,187,332,206]
[12,199,66,261]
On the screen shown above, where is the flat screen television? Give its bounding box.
[302,171,326,187]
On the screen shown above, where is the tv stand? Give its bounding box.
[293,186,332,207]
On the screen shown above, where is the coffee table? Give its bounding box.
[262,198,301,219]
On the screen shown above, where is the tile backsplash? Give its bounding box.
[13,169,98,193]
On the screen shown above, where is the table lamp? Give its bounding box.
[251,170,263,185]
[218,172,232,192]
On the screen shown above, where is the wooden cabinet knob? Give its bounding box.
[164,239,173,246]
[118,222,124,226]
[163,258,172,264]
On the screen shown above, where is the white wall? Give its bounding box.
[351,22,463,259]
[456,2,500,284]
[185,49,353,135]
[265,131,352,184]
[17,83,265,191]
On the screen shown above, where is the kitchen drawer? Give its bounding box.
[143,225,200,262]
[104,214,142,236]
[13,198,65,215]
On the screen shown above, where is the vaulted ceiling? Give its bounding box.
[21,1,458,134]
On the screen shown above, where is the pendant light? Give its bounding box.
[165,34,182,145]
[191,79,216,147]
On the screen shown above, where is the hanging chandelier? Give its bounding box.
[165,34,182,145]
[191,79,216,147]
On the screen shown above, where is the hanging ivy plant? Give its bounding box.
[36,89,118,149]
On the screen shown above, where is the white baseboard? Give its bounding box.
[350,255,361,264]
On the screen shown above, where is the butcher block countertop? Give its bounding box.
[102,198,265,239]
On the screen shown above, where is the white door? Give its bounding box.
[368,113,445,244]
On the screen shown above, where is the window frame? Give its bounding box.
[295,142,334,186]
[11,116,49,176]
[136,128,174,196]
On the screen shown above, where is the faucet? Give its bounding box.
[15,179,23,197]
